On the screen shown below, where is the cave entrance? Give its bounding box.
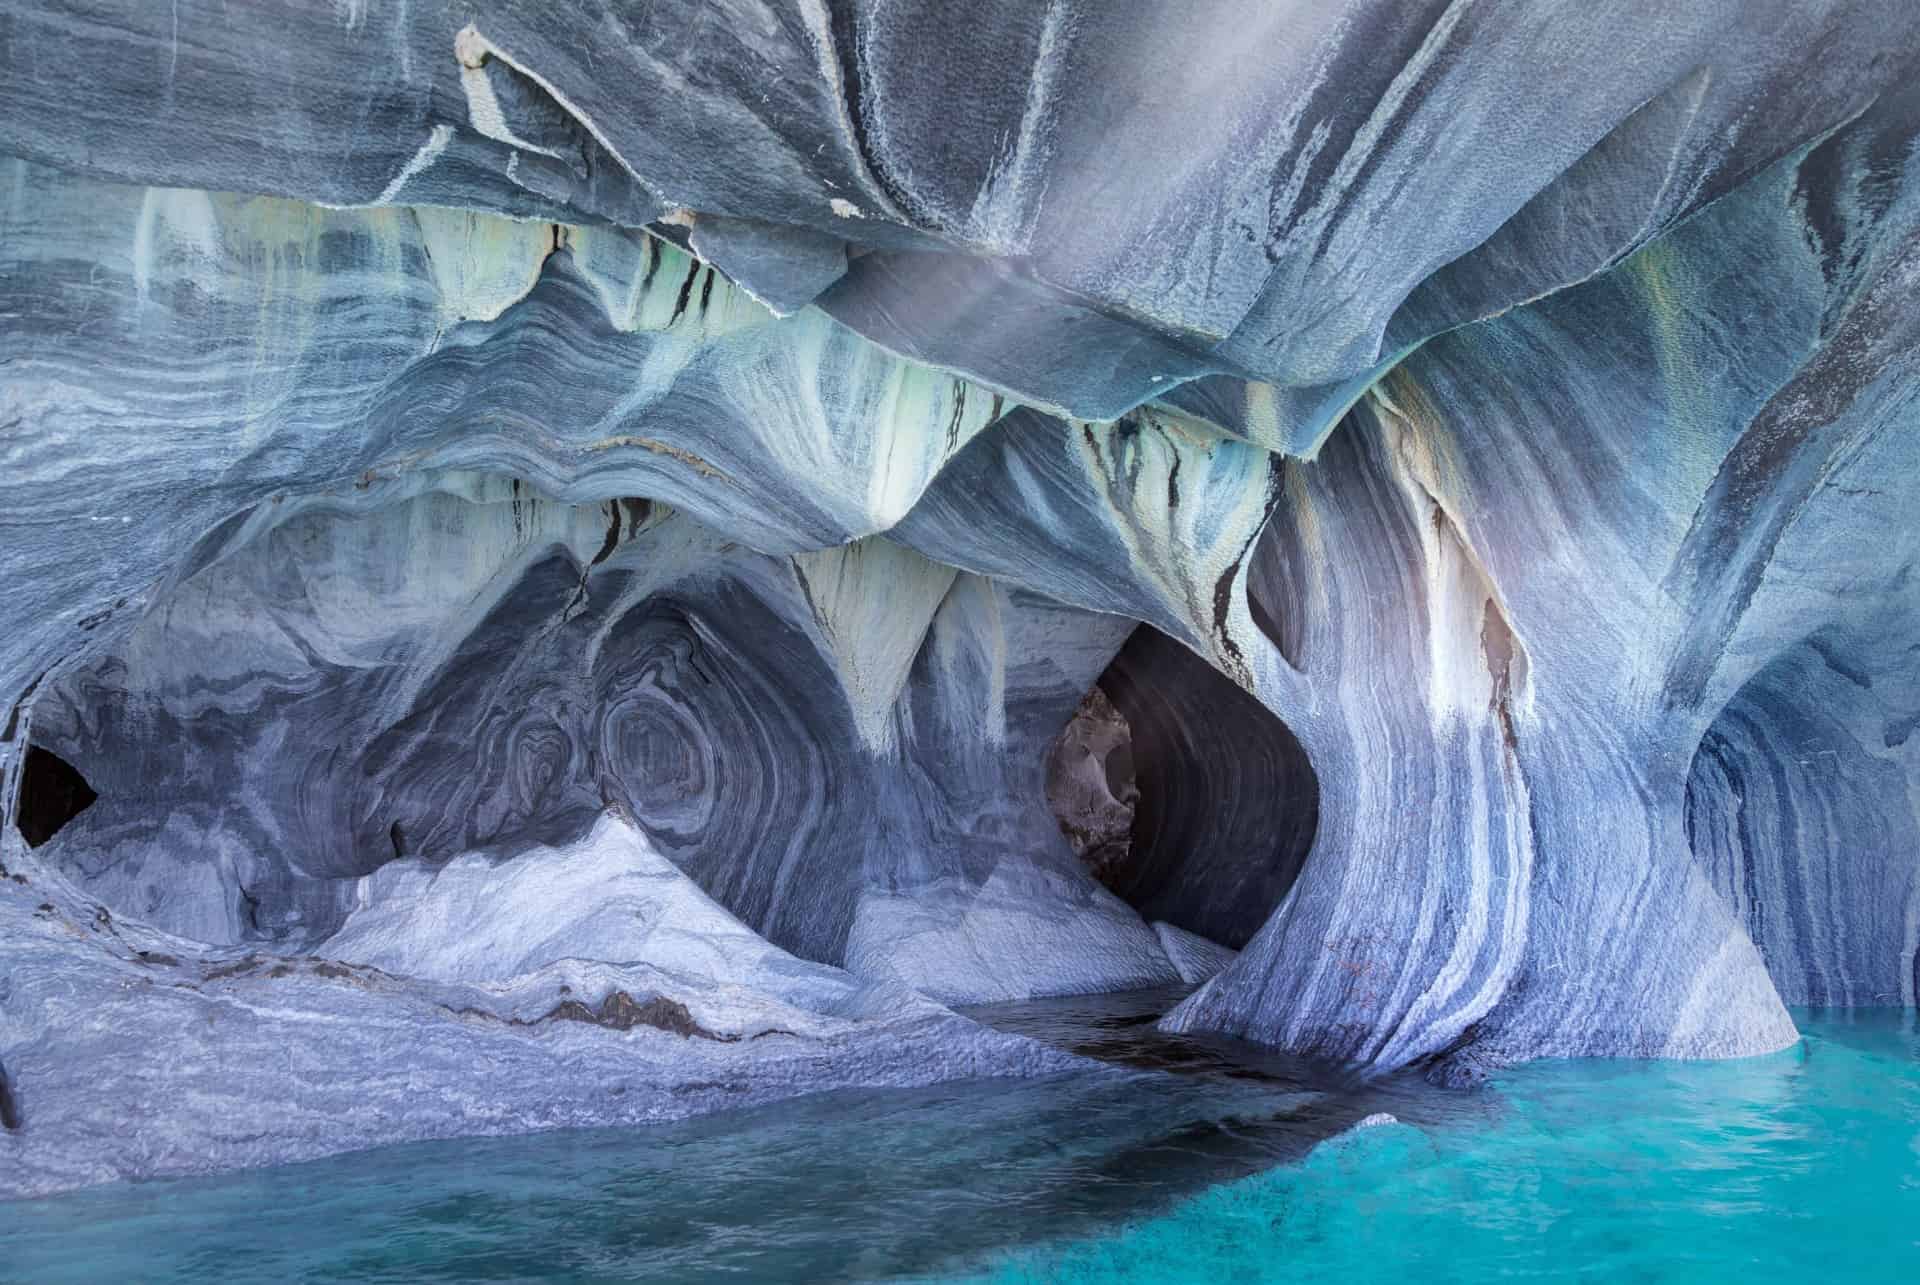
[15,743,97,849]
[1046,625,1319,951]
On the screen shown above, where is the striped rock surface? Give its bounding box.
[3,0,1919,1192]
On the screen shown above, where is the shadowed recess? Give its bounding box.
[1686,630,1920,1008]
[14,745,95,849]
[1051,626,1319,950]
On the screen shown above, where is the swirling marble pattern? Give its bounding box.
[1171,97,1920,1073]
[1687,639,1920,1008]
[8,2,1917,412]
[3,0,1920,1195]
[895,88,1920,1074]
[0,157,1008,785]
[2,477,1166,1191]
[27,481,1169,998]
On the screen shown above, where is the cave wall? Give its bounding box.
[27,480,1170,1001]
[0,156,1007,837]
[2,0,1920,1195]
[6,2,1915,419]
[1687,638,1920,1008]
[889,84,1920,1072]
[1173,90,1920,1070]
[1043,683,1137,885]
[1682,441,1920,1012]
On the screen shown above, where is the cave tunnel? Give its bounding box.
[1048,624,1320,951]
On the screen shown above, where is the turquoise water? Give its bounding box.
[977,1010,1920,1283]
[1,1005,1914,1282]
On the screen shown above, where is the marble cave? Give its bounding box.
[0,3,1918,1277]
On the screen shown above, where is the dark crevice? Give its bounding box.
[822,0,920,220]
[589,500,624,569]
[15,744,97,848]
[0,1060,19,1129]
[0,1057,19,1131]
[639,232,663,290]
[667,257,702,326]
[446,991,767,1042]
[1244,471,1307,670]
[1481,599,1523,753]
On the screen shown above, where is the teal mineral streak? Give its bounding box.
[976,1012,1920,1284]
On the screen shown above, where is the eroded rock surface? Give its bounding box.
[3,0,1920,1196]
[1045,684,1137,884]
[25,483,1165,999]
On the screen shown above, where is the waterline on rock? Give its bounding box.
[4,1007,1910,1282]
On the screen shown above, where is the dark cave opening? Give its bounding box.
[1047,625,1320,951]
[14,743,97,849]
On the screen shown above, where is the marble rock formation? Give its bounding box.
[26,480,1172,1004]
[3,0,1920,1191]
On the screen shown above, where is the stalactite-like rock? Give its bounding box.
[0,157,1008,771]
[12,2,1918,414]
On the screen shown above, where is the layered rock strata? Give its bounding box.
[3,0,1919,1191]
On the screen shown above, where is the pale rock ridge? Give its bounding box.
[1153,923,1238,987]
[0,839,1078,1199]
[319,812,829,1002]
